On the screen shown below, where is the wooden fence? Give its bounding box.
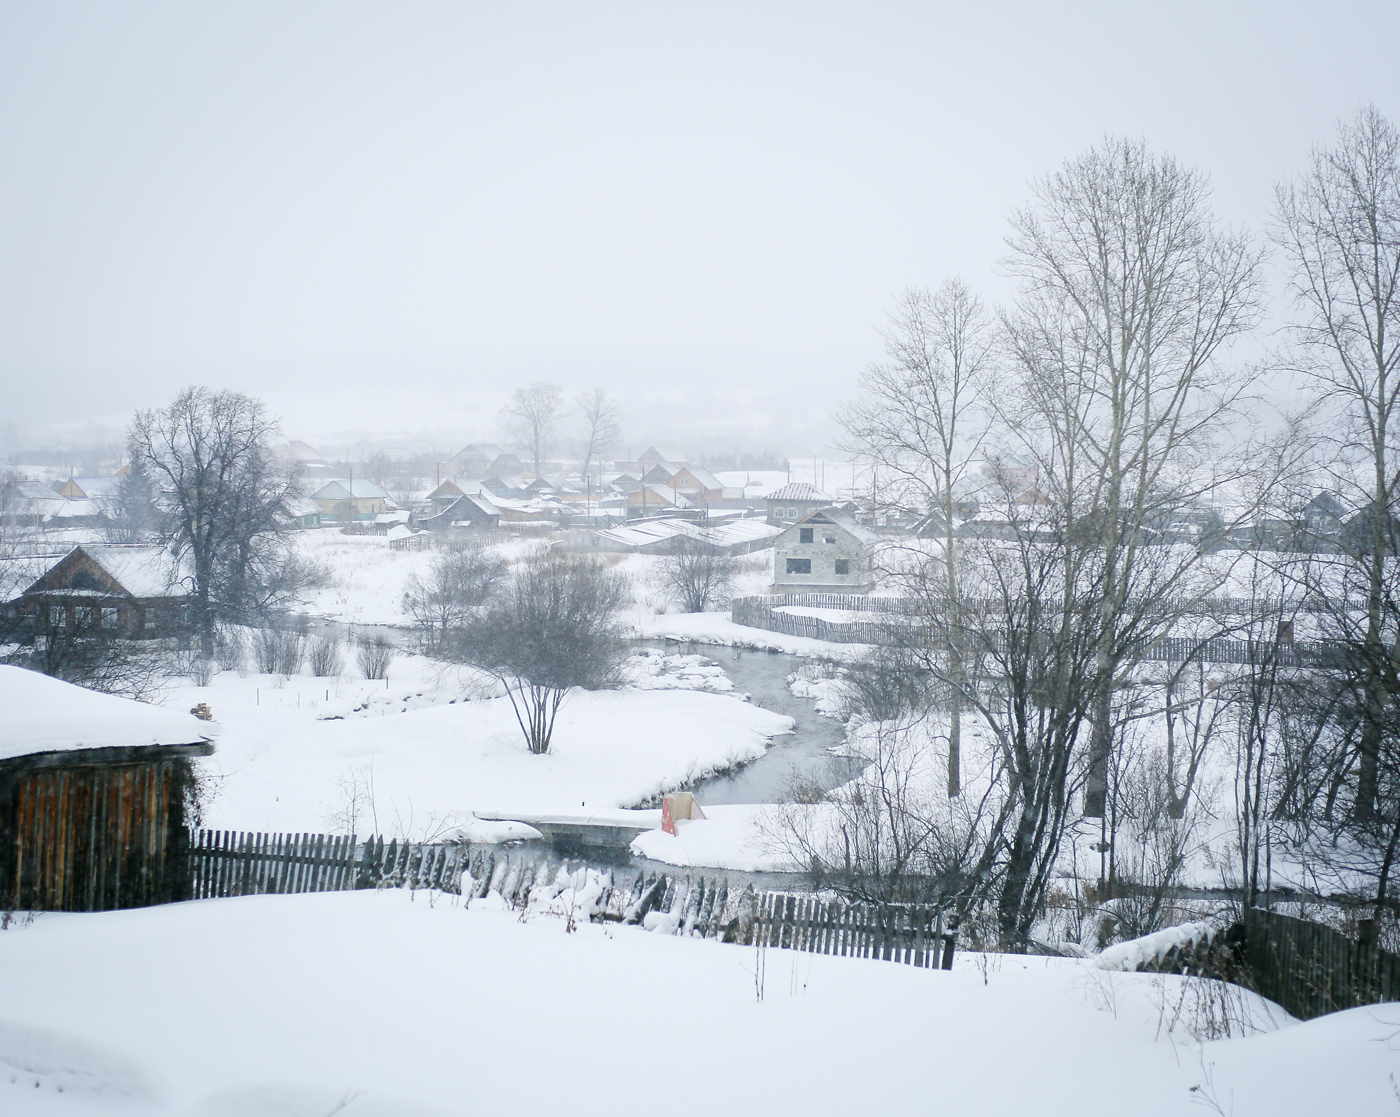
[1240,907,1400,1020]
[188,831,466,899]
[186,833,956,970]
[731,595,1349,665]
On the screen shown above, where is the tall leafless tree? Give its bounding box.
[1276,104,1400,822]
[502,381,563,478]
[1003,136,1266,819]
[130,387,307,654]
[841,279,992,795]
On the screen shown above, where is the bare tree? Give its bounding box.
[402,538,507,642]
[659,537,736,613]
[1003,136,1266,818]
[130,388,309,654]
[576,387,622,504]
[355,634,395,680]
[502,381,563,478]
[841,279,993,795]
[455,553,629,754]
[1275,104,1400,821]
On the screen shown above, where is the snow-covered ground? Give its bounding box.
[176,648,792,838]
[2,889,1395,1117]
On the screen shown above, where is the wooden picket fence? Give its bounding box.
[186,833,957,970]
[1240,907,1400,1020]
[751,891,954,967]
[188,831,466,898]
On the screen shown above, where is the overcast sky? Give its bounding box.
[3,1,1398,455]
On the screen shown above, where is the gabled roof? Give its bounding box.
[790,508,879,545]
[23,545,189,600]
[313,479,389,500]
[670,465,723,491]
[767,483,832,503]
[636,445,684,464]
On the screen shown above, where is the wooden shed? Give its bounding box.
[0,666,215,913]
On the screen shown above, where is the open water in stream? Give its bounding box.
[642,640,865,804]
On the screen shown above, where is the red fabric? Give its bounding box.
[662,798,677,836]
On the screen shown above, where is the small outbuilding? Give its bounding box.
[0,666,216,912]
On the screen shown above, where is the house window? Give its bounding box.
[799,528,813,544]
[49,605,64,628]
[824,534,836,544]
[786,558,812,575]
[834,559,850,576]
[100,606,118,629]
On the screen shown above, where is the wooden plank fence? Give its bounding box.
[1240,907,1400,1020]
[731,595,1351,666]
[187,833,957,970]
[188,831,466,898]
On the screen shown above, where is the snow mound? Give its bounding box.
[1095,921,1218,971]
[0,1018,164,1105]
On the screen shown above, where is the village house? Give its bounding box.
[312,479,390,521]
[665,465,726,505]
[771,509,877,593]
[625,484,694,516]
[4,544,192,639]
[766,482,834,524]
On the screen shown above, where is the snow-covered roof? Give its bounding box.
[83,545,188,598]
[0,666,215,762]
[671,465,724,490]
[596,519,701,548]
[374,509,412,525]
[313,479,389,500]
[767,483,832,503]
[704,519,782,547]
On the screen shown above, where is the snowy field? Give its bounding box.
[176,649,792,837]
[2,889,1395,1117]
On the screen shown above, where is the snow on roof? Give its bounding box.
[69,475,123,498]
[314,479,389,500]
[596,518,703,548]
[374,510,412,524]
[767,483,832,503]
[704,519,782,546]
[79,545,189,598]
[672,465,724,490]
[0,666,214,762]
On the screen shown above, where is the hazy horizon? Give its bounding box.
[4,2,1398,455]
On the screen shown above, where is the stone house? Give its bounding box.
[766,483,834,525]
[772,509,877,593]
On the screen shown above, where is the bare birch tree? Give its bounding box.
[841,279,993,795]
[1002,136,1266,818]
[1275,104,1400,822]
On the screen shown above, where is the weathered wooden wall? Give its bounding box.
[2,756,194,912]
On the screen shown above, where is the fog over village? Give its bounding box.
[3,5,1400,1116]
